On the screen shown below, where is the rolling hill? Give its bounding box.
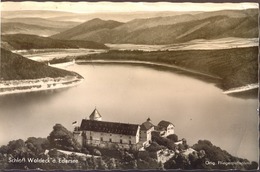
[1,34,108,50]
[1,10,75,19]
[2,18,81,36]
[51,18,123,40]
[112,9,257,33]
[1,10,202,22]
[1,22,61,36]
[51,9,258,45]
[2,17,80,28]
[76,46,258,90]
[1,48,79,80]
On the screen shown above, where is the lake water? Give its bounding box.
[0,63,258,161]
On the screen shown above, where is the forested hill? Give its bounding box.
[1,34,108,50]
[76,46,258,91]
[51,9,258,44]
[0,48,81,80]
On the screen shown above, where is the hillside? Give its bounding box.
[51,18,124,40]
[76,47,258,90]
[1,22,61,36]
[1,34,108,50]
[1,10,75,19]
[2,10,201,22]
[106,15,257,44]
[51,9,258,44]
[0,48,80,80]
[1,18,81,36]
[192,8,257,20]
[2,17,80,29]
[112,9,256,33]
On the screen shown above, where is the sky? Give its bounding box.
[1,2,259,13]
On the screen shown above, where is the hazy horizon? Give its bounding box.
[1,2,258,13]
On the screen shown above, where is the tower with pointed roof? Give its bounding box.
[139,117,154,147]
[89,108,102,121]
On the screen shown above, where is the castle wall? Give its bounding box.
[79,126,141,150]
[73,131,83,146]
[84,130,139,144]
[140,127,154,146]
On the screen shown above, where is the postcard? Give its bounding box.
[0,1,259,170]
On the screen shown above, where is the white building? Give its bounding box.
[157,120,175,137]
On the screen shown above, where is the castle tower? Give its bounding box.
[89,108,102,121]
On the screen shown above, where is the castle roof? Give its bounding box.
[158,120,174,128]
[140,120,154,131]
[79,119,139,136]
[89,108,101,119]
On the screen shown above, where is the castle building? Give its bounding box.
[73,108,174,150]
[157,120,175,137]
[140,118,154,147]
[74,108,142,150]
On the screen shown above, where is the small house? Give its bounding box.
[157,120,175,137]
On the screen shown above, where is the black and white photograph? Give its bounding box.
[0,1,259,170]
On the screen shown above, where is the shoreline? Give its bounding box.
[223,83,259,94]
[76,59,258,94]
[76,59,222,80]
[0,76,84,96]
[1,59,257,96]
[48,60,76,69]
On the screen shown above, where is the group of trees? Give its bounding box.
[164,149,207,169]
[0,138,50,169]
[163,140,258,170]
[192,140,258,170]
[47,124,81,152]
[151,132,188,152]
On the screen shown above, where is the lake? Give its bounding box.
[0,63,258,161]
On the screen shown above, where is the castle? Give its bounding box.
[73,108,175,151]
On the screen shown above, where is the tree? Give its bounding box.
[81,147,89,154]
[93,149,102,156]
[146,142,166,152]
[158,161,164,170]
[192,140,257,170]
[25,137,50,154]
[247,161,258,170]
[167,134,178,142]
[152,134,176,150]
[97,157,108,169]
[137,151,150,161]
[0,145,9,154]
[165,154,191,169]
[107,158,117,169]
[47,124,81,151]
[8,139,25,151]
